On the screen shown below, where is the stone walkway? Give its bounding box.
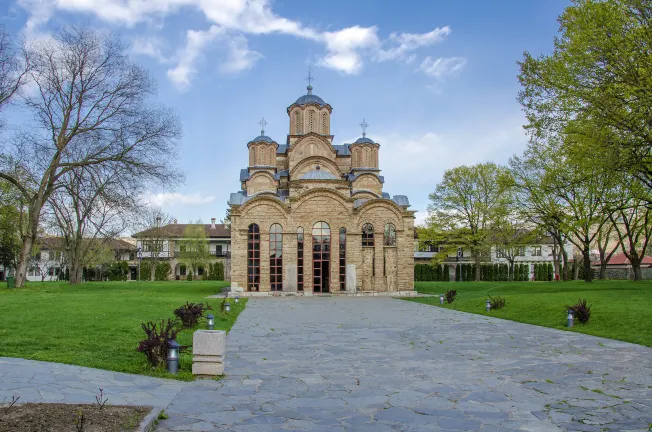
[0,356,184,408]
[158,297,652,432]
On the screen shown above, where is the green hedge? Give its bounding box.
[414,264,451,281]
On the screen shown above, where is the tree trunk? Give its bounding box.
[599,263,607,280]
[474,255,481,281]
[15,231,35,287]
[582,249,593,282]
[551,239,559,281]
[630,256,642,281]
[561,247,569,281]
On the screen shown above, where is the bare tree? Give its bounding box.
[611,198,652,281]
[0,26,29,126]
[132,206,173,281]
[0,26,181,287]
[594,221,621,280]
[47,163,136,284]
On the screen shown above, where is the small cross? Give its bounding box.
[360,118,368,137]
[258,117,267,135]
[306,68,315,87]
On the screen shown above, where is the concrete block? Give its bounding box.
[346,264,357,292]
[192,362,224,376]
[193,330,226,356]
[285,264,297,292]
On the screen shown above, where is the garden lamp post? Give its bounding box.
[235,295,239,303]
[486,299,491,312]
[224,302,231,313]
[206,313,215,330]
[439,294,444,305]
[567,309,574,328]
[167,340,180,374]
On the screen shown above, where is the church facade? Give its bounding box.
[228,83,415,294]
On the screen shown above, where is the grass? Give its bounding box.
[0,280,245,381]
[407,280,652,347]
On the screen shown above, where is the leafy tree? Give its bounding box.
[180,221,211,276]
[611,194,652,281]
[0,182,21,272]
[426,163,510,281]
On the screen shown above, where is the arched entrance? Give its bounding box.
[312,221,331,293]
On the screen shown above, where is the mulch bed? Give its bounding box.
[0,403,151,432]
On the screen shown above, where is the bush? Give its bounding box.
[443,264,450,281]
[214,261,225,280]
[489,295,506,310]
[137,319,182,367]
[173,301,212,328]
[106,261,129,281]
[155,262,171,281]
[444,289,457,304]
[567,299,591,324]
[139,262,152,281]
[548,262,554,281]
[186,270,193,281]
[455,264,460,281]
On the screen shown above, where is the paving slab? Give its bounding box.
[156,297,652,431]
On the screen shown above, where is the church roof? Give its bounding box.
[293,93,327,107]
[250,135,275,143]
[354,137,376,144]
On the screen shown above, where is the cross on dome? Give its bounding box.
[306,68,315,94]
[360,118,368,138]
[258,117,267,135]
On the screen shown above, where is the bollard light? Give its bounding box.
[235,295,239,303]
[439,294,444,305]
[167,340,180,374]
[486,299,491,312]
[567,309,574,328]
[224,302,231,313]
[206,313,215,330]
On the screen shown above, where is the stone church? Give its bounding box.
[228,82,415,294]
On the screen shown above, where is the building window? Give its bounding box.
[517,247,525,256]
[247,224,260,291]
[179,264,186,276]
[496,247,506,258]
[362,223,374,247]
[322,112,328,134]
[533,246,542,256]
[198,266,204,276]
[297,227,304,291]
[384,223,396,246]
[339,228,346,291]
[294,111,301,134]
[215,245,223,256]
[312,222,331,293]
[270,224,283,291]
[308,110,314,132]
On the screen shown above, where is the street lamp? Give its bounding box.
[234,295,239,304]
[224,302,231,313]
[167,340,180,374]
[567,309,574,328]
[206,313,215,330]
[439,294,444,305]
[486,299,491,312]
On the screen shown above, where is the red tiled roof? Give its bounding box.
[599,253,652,266]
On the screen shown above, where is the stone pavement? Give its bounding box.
[158,297,652,432]
[0,356,185,408]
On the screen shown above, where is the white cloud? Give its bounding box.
[145,192,216,207]
[18,0,464,85]
[318,26,380,74]
[419,56,467,79]
[376,26,451,62]
[218,34,263,74]
[167,25,223,89]
[131,36,169,63]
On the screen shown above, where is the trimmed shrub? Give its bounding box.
[155,262,171,281]
[489,295,506,310]
[455,264,461,281]
[444,289,457,303]
[567,298,591,324]
[413,264,420,281]
[137,319,182,367]
[186,270,193,281]
[174,301,213,328]
[548,263,554,281]
[139,262,152,281]
[443,264,450,281]
[106,261,129,281]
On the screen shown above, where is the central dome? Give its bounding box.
[291,84,327,108]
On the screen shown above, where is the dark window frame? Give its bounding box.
[247,224,261,291]
[339,228,346,291]
[362,223,374,247]
[270,224,283,291]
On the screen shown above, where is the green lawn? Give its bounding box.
[408,280,652,348]
[0,280,245,380]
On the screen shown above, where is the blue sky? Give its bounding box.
[2,0,569,226]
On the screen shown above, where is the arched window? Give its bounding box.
[297,227,304,291]
[312,222,331,293]
[322,112,328,134]
[308,110,315,132]
[260,147,265,165]
[362,223,374,247]
[251,147,256,166]
[270,224,283,291]
[364,147,370,167]
[247,224,260,291]
[295,111,301,134]
[384,223,396,246]
[339,228,346,291]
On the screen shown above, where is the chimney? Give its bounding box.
[211,218,216,229]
